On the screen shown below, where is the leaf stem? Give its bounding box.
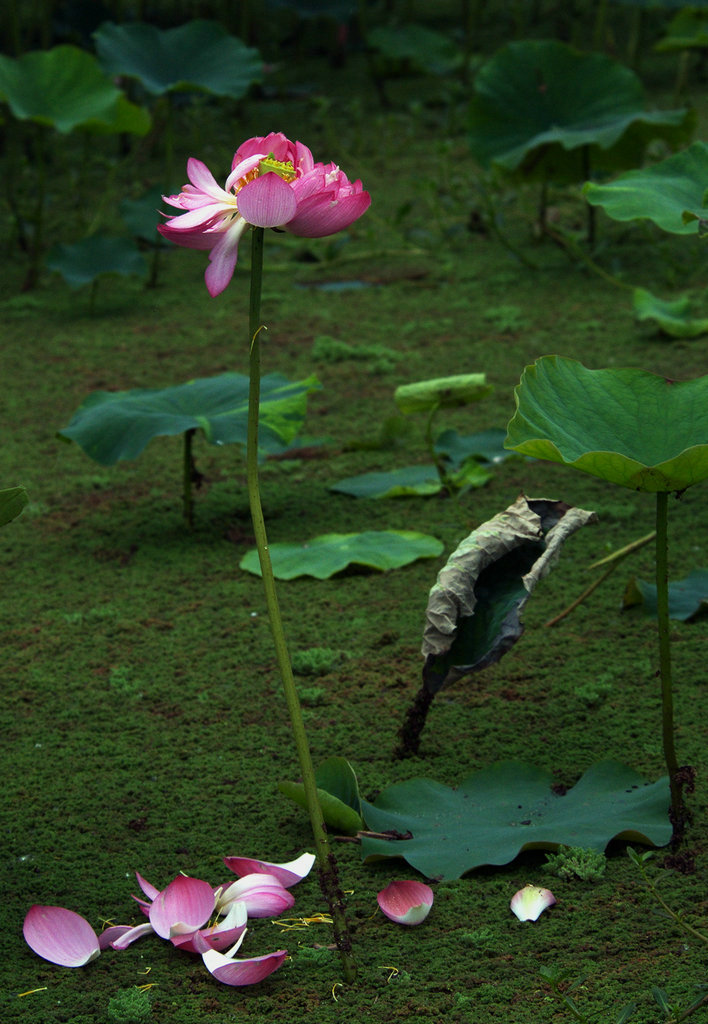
[245,226,356,982]
[655,491,684,832]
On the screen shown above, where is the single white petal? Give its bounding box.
[510,884,557,922]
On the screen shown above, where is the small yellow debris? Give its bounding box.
[332,982,343,1001]
[378,965,400,983]
[272,913,333,932]
[17,987,48,998]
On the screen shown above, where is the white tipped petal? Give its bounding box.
[510,884,557,922]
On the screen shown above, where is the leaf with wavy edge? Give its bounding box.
[360,761,671,880]
[504,356,708,492]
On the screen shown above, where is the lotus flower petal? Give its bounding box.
[237,173,298,228]
[217,873,295,918]
[172,900,248,954]
[202,945,288,986]
[223,851,316,887]
[510,884,556,922]
[377,880,434,926]
[149,875,215,939]
[98,924,137,950]
[23,905,101,967]
[109,922,155,950]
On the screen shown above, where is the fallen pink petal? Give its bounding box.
[171,900,248,954]
[223,851,316,888]
[216,873,295,918]
[510,884,557,922]
[377,880,434,926]
[202,943,288,986]
[23,906,101,967]
[148,875,216,939]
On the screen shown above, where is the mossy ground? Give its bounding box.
[2,18,708,1024]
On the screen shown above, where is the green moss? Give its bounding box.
[107,987,153,1023]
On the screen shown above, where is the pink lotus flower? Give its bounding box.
[157,132,371,296]
[510,884,557,922]
[377,880,434,926]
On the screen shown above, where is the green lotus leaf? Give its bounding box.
[94,20,262,98]
[279,756,363,835]
[504,355,708,492]
[59,373,320,464]
[0,46,149,134]
[655,9,708,52]
[624,569,708,621]
[46,236,147,289]
[239,530,443,580]
[583,142,708,234]
[360,760,671,880]
[634,287,708,338]
[0,486,28,527]
[330,465,443,498]
[367,24,462,75]
[120,188,166,244]
[469,40,691,180]
[395,374,491,414]
[433,428,513,468]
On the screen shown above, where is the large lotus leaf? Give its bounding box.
[469,40,690,179]
[422,496,596,692]
[0,486,28,527]
[583,142,708,234]
[239,530,443,580]
[120,188,166,244]
[94,20,262,98]
[623,569,708,621]
[504,355,708,492]
[59,373,320,464]
[0,46,149,135]
[634,287,708,338]
[46,236,147,289]
[360,761,671,880]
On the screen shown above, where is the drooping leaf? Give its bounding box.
[0,486,28,527]
[504,355,708,492]
[623,570,708,621]
[278,756,363,834]
[469,39,691,180]
[0,46,150,135]
[45,236,147,289]
[330,465,443,498]
[395,374,492,414]
[583,142,708,235]
[422,495,597,692]
[239,530,443,580]
[360,760,671,880]
[94,20,262,98]
[59,373,320,464]
[633,287,708,338]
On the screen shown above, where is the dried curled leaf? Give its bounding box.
[422,495,597,692]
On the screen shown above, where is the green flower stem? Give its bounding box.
[245,227,356,983]
[655,491,684,830]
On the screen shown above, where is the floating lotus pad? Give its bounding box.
[504,356,708,492]
[239,530,443,580]
[360,760,671,880]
